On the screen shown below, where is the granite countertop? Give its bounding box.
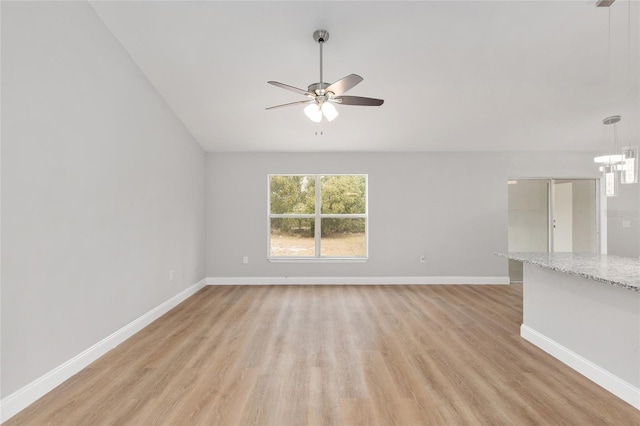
[496,252,640,292]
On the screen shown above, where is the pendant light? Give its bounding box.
[620,146,638,183]
[592,0,637,195]
[620,0,638,184]
[594,115,624,197]
[602,164,620,197]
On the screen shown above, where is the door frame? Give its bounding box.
[508,177,602,254]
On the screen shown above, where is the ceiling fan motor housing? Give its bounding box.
[308,82,331,97]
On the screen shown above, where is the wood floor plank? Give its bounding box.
[6,284,640,425]
[307,366,341,426]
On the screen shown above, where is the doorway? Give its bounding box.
[507,178,599,282]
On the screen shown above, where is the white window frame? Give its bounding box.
[267,174,368,262]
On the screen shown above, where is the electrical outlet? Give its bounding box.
[169,270,174,281]
[243,256,249,264]
[420,255,426,263]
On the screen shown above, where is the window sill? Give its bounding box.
[268,257,369,263]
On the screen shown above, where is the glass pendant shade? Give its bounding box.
[594,117,623,168]
[593,154,624,164]
[321,102,339,121]
[593,116,630,196]
[304,103,322,123]
[603,164,619,197]
[620,146,638,184]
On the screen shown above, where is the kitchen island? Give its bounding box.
[498,252,639,410]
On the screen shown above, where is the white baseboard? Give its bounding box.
[0,279,207,423]
[521,325,640,410]
[206,276,510,285]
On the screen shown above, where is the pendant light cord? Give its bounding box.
[628,0,632,123]
[608,6,611,86]
[605,7,613,155]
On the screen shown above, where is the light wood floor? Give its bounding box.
[7,285,640,425]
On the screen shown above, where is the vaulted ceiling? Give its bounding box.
[91,1,639,152]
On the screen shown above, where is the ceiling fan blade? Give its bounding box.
[266,100,315,110]
[268,81,313,97]
[334,96,384,106]
[325,74,363,96]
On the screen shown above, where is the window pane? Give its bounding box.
[320,218,366,257]
[321,175,366,214]
[270,218,315,257]
[269,175,315,214]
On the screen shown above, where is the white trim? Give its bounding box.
[206,276,510,285]
[0,279,207,423]
[521,325,640,410]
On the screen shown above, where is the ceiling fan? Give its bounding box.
[266,29,384,123]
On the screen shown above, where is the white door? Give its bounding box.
[552,181,573,252]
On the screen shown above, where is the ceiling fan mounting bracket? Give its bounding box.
[313,29,329,44]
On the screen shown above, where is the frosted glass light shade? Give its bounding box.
[620,146,638,184]
[603,164,619,197]
[594,154,624,164]
[304,103,322,122]
[321,102,339,121]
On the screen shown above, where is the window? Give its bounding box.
[268,174,368,261]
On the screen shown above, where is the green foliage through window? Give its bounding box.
[268,174,367,258]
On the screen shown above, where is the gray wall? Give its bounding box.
[207,152,507,278]
[206,151,633,278]
[1,2,206,397]
[523,264,640,390]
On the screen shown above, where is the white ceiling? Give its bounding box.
[90,1,639,152]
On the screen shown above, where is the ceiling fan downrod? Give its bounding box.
[313,30,329,93]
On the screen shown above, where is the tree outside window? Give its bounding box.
[268,175,367,259]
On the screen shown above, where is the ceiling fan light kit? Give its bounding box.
[267,29,384,123]
[304,103,323,123]
[321,102,339,121]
